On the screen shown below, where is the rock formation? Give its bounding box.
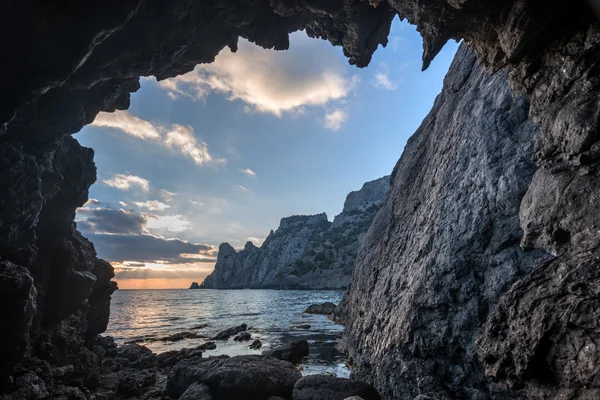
[0,0,598,399]
[201,176,389,289]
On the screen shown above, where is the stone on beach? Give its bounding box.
[292,375,381,400]
[166,355,301,399]
[304,302,337,315]
[212,323,248,340]
[250,339,263,349]
[263,340,309,364]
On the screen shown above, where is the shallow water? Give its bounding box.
[106,289,348,376]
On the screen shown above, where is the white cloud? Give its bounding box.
[103,174,150,192]
[145,214,191,232]
[239,168,256,177]
[156,34,356,117]
[164,124,224,166]
[91,111,224,167]
[374,72,398,91]
[373,63,399,91]
[237,185,250,193]
[133,200,171,211]
[324,109,348,131]
[84,198,100,206]
[119,201,128,207]
[247,236,266,246]
[92,110,161,140]
[188,199,205,206]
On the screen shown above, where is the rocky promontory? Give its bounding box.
[201,176,389,289]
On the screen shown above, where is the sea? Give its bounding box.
[106,289,348,377]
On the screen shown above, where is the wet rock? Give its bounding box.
[212,323,247,340]
[263,340,309,364]
[115,344,156,369]
[166,355,301,399]
[180,382,212,400]
[156,343,217,369]
[233,332,251,341]
[331,298,347,324]
[304,302,336,315]
[293,375,380,400]
[250,339,262,350]
[158,331,207,342]
[191,324,209,330]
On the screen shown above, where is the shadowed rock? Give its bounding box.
[166,355,301,399]
[212,323,247,340]
[180,382,212,400]
[263,340,309,364]
[304,302,336,315]
[293,375,380,400]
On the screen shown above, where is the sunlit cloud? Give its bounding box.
[324,109,348,131]
[145,214,191,232]
[103,174,150,192]
[247,236,266,246]
[156,34,357,118]
[240,168,256,177]
[133,200,170,211]
[84,198,100,206]
[237,185,251,193]
[119,201,128,207]
[92,110,161,140]
[91,111,224,167]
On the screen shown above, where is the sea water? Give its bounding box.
[106,289,348,376]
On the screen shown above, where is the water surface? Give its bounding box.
[107,289,348,376]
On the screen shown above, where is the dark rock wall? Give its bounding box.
[0,0,598,398]
[344,44,551,399]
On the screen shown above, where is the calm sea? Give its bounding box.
[106,289,348,376]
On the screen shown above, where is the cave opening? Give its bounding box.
[1,1,599,399]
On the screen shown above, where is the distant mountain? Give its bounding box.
[189,282,201,289]
[200,176,390,289]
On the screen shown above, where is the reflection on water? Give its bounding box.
[107,289,348,376]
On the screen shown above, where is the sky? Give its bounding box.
[75,17,459,289]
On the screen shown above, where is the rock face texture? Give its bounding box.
[201,177,389,289]
[0,0,599,399]
[344,45,551,399]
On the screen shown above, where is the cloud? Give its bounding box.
[92,110,161,140]
[145,214,191,232]
[77,207,147,235]
[324,109,348,131]
[239,168,256,177]
[103,174,150,192]
[164,124,222,166]
[247,236,266,246]
[133,200,170,211]
[373,63,398,91]
[156,34,357,117]
[114,265,215,280]
[237,185,250,193]
[188,199,205,206]
[91,111,224,167]
[87,233,217,264]
[374,72,398,91]
[119,201,128,207]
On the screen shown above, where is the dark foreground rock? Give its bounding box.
[263,340,309,364]
[250,339,263,350]
[234,332,252,341]
[166,355,301,399]
[156,343,217,369]
[304,302,337,315]
[212,323,247,340]
[180,382,213,400]
[293,375,380,400]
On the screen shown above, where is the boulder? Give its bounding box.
[292,375,380,400]
[167,355,301,399]
[233,332,251,341]
[159,331,207,342]
[304,302,336,315]
[115,344,156,369]
[263,340,309,364]
[250,339,262,350]
[212,323,247,340]
[180,382,212,400]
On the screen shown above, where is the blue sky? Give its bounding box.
[75,17,458,288]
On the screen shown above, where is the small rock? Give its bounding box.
[234,332,252,341]
[291,324,311,330]
[304,302,337,315]
[191,323,209,330]
[158,331,207,342]
[115,344,156,369]
[212,323,248,340]
[263,340,309,364]
[166,355,301,398]
[293,375,381,400]
[179,382,212,400]
[249,339,262,349]
[199,341,217,351]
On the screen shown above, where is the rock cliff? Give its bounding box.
[0,0,598,399]
[201,176,389,289]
